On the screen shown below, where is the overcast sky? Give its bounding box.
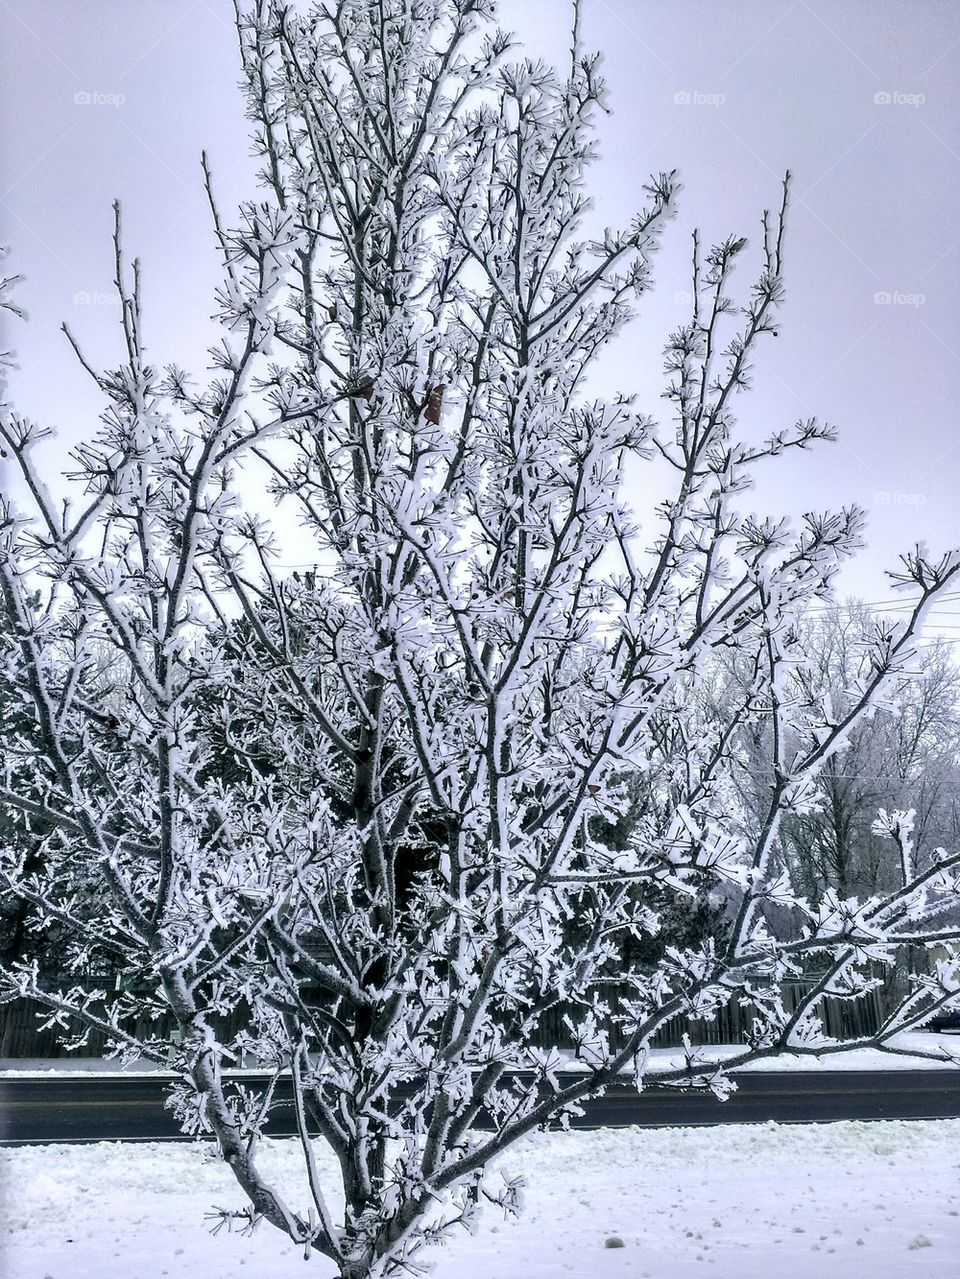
[1,0,958,633]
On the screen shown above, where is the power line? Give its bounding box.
[805,593,960,615]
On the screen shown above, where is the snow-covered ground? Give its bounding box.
[645,1030,960,1072]
[2,1030,958,1077]
[2,1119,959,1278]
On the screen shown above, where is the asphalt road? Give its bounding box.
[2,1070,959,1143]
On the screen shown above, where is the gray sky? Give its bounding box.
[1,0,958,631]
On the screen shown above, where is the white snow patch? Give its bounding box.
[3,1031,957,1078]
[2,1119,959,1278]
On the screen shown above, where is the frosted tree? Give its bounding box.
[718,604,960,907]
[2,2,959,1275]
[781,612,960,903]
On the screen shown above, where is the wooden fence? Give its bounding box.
[0,975,252,1059]
[0,975,894,1060]
[536,981,888,1051]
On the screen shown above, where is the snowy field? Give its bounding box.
[2,1119,959,1279]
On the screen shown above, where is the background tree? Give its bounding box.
[1,3,959,1277]
[726,603,960,908]
[0,621,45,978]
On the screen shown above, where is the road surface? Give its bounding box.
[2,1069,959,1143]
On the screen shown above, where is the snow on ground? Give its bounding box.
[645,1030,960,1073]
[2,1119,959,1279]
[2,1031,958,1077]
